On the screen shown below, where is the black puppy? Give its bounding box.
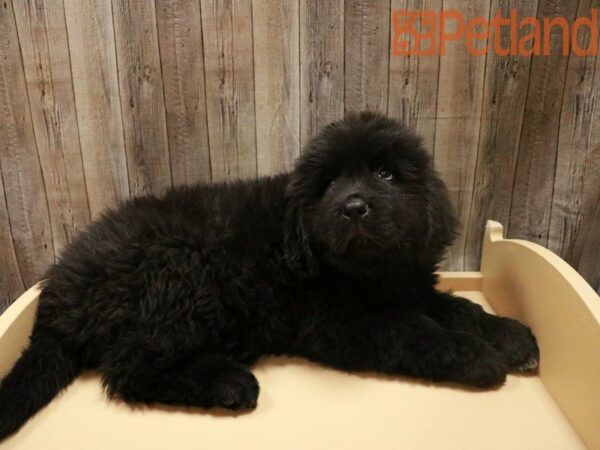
[0,112,538,439]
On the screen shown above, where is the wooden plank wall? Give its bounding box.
[1,0,599,311]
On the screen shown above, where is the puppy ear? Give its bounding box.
[424,172,460,266]
[283,195,320,278]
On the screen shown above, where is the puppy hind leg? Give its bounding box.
[101,350,259,410]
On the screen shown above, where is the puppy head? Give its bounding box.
[285,111,458,276]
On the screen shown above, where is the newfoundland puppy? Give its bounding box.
[0,112,538,438]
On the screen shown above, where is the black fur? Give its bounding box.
[0,112,538,439]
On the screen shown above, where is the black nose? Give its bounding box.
[343,197,369,220]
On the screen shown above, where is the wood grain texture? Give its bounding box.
[570,92,600,294]
[388,0,441,151]
[345,0,390,113]
[0,0,55,288]
[0,170,24,312]
[1,0,600,303]
[464,0,539,270]
[13,0,91,256]
[300,0,345,148]
[508,0,579,245]
[64,0,130,217]
[112,0,172,196]
[201,0,257,182]
[252,0,300,176]
[433,0,491,269]
[574,190,600,295]
[156,0,211,186]
[549,0,600,282]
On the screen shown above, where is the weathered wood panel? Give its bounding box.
[508,0,579,245]
[0,170,24,311]
[574,192,600,296]
[156,0,212,186]
[0,0,55,289]
[433,0,491,269]
[345,0,390,113]
[252,0,300,176]
[464,0,539,269]
[549,0,600,282]
[64,0,130,217]
[300,0,345,148]
[388,0,441,151]
[112,0,172,196]
[1,0,600,306]
[548,0,600,264]
[201,0,257,182]
[13,0,91,256]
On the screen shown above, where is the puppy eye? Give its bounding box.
[322,178,336,194]
[377,167,394,181]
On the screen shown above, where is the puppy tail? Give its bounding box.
[0,332,79,440]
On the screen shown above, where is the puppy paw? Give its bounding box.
[208,369,260,410]
[453,350,508,388]
[514,355,539,373]
[444,334,509,388]
[510,330,539,373]
[483,317,539,373]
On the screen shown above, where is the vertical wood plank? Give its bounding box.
[433,0,491,269]
[574,192,600,294]
[388,0,441,151]
[156,0,211,186]
[112,0,172,196]
[464,0,539,270]
[508,0,579,245]
[13,0,91,256]
[300,0,345,148]
[0,171,25,312]
[64,0,130,217]
[201,0,257,182]
[0,0,54,286]
[252,0,300,176]
[549,0,600,282]
[548,0,599,257]
[345,0,390,113]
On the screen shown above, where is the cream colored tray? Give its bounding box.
[1,221,599,450]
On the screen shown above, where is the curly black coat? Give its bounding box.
[0,112,539,439]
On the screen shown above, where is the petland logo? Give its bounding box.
[392,9,599,56]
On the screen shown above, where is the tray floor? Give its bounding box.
[1,292,584,450]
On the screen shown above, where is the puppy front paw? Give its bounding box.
[447,337,509,387]
[484,317,539,373]
[208,369,260,410]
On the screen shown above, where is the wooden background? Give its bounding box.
[1,0,599,311]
